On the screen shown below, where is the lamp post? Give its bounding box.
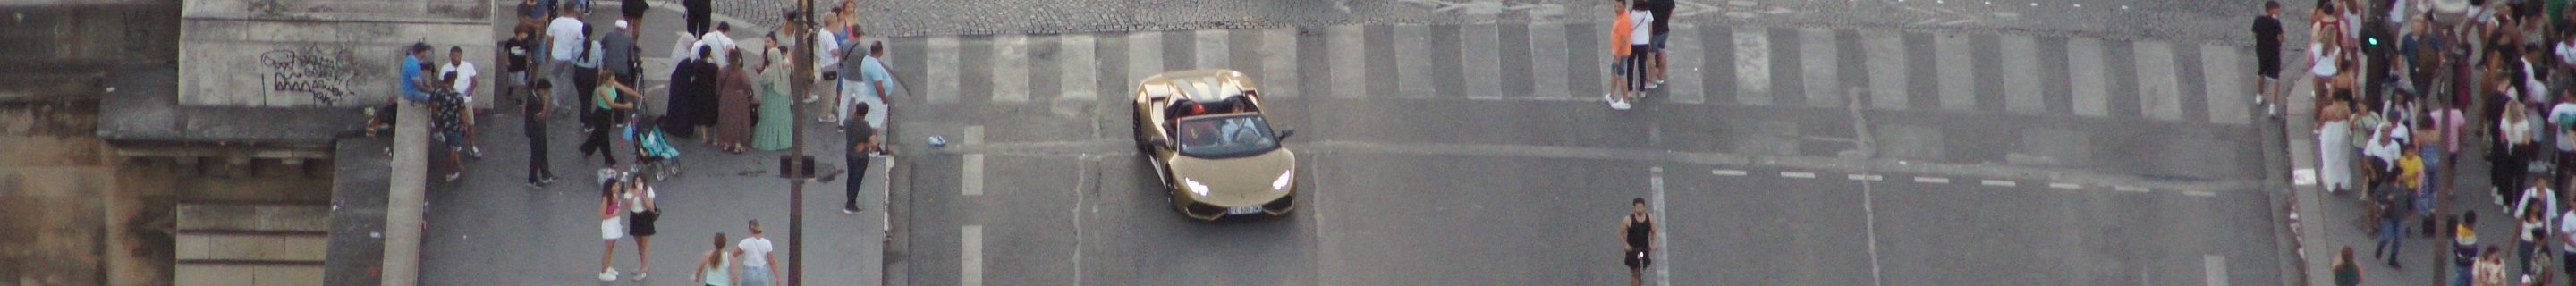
[785,0,815,284]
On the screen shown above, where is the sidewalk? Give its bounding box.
[404,2,892,284]
[2280,59,2535,286]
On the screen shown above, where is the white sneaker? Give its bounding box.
[632,272,647,281]
[598,268,618,282]
[1609,98,1632,110]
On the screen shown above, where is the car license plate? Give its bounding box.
[1226,206,1264,214]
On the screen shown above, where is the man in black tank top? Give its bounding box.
[1623,198,1657,286]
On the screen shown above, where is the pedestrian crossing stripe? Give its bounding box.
[884,22,2258,126]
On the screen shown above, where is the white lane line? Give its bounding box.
[1912,176,1950,184]
[992,34,1031,103]
[2114,186,2149,193]
[2204,255,2227,286]
[963,154,985,196]
[2048,182,2082,189]
[1649,167,1670,286]
[962,225,985,286]
[1980,180,2017,187]
[1713,169,1749,176]
[2183,190,2218,197]
[1847,174,1884,181]
[1782,172,1817,179]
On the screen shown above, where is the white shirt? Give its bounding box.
[695,30,737,63]
[2527,59,2550,103]
[2556,41,2576,66]
[547,17,586,61]
[2519,188,2561,223]
[814,29,841,72]
[1627,9,1654,46]
[2560,209,2576,250]
[438,61,478,99]
[622,186,655,213]
[737,237,775,267]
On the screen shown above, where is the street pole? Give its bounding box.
[786,0,813,284]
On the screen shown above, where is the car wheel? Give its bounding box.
[1131,108,1150,154]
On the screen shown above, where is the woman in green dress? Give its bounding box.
[750,34,796,151]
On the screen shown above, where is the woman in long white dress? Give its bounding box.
[2320,97,2354,193]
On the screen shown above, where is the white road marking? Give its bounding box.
[1799,28,1841,107]
[2114,186,2149,193]
[1328,25,1369,98]
[1059,34,1099,101]
[1530,23,1572,99]
[2183,190,2218,197]
[2000,34,2044,114]
[963,154,985,196]
[1782,172,1817,179]
[2068,38,2109,117]
[1663,23,1707,105]
[1195,29,1230,69]
[927,37,962,104]
[993,34,1031,103]
[962,225,984,286]
[1127,31,1165,90]
[1258,29,1299,98]
[2048,182,2082,189]
[1733,29,1773,105]
[1860,29,1907,110]
[2200,43,2250,125]
[1649,167,1670,286]
[1980,180,2016,187]
[1847,174,1884,181]
[1394,25,1436,97]
[1912,176,1950,183]
[1713,169,1749,176]
[2203,255,2227,286]
[1934,33,1977,111]
[2134,41,2182,122]
[964,125,985,145]
[1463,24,1504,100]
[2292,168,2316,186]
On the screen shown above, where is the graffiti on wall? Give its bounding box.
[259,46,377,105]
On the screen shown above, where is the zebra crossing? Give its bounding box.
[880,22,2261,125]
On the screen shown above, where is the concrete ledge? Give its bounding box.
[175,264,325,286]
[177,204,331,232]
[175,233,328,261]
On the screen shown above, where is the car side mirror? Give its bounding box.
[1149,137,1172,148]
[1276,129,1295,139]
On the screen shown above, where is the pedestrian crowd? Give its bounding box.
[1605,0,1674,110]
[2287,0,2576,284]
[377,0,895,282]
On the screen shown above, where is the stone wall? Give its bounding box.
[178,0,494,107]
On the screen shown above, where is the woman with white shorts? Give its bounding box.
[598,177,627,281]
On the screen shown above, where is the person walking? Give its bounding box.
[504,28,536,106]
[545,4,585,113]
[597,177,626,281]
[693,232,736,286]
[844,103,879,214]
[752,33,795,151]
[2374,181,2408,268]
[734,220,781,286]
[439,46,487,159]
[2333,246,2362,286]
[575,26,606,130]
[716,48,755,154]
[582,69,640,167]
[682,0,710,35]
[624,174,660,281]
[837,42,892,130]
[524,80,560,187]
[2254,1,2287,117]
[2504,101,2538,205]
[1621,198,1657,286]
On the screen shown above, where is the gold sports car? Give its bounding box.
[1129,70,1299,220]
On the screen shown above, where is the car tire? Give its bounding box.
[1131,108,1151,154]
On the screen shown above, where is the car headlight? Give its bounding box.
[1271,170,1294,192]
[1184,178,1210,197]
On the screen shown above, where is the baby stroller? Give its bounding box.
[630,114,682,181]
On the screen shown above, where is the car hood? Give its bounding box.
[1169,148,1296,206]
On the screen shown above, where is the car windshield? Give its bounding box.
[1174,114,1279,158]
